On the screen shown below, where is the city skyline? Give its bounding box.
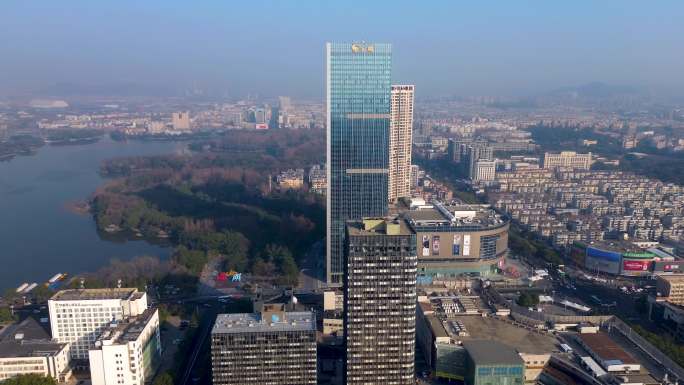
[2,1,684,99]
[3,2,684,385]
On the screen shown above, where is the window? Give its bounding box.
[480,234,499,259]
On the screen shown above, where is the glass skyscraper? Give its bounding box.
[326,42,392,285]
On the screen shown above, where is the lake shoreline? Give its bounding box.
[0,137,181,291]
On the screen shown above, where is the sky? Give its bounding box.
[1,0,683,99]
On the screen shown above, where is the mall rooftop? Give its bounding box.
[402,200,508,231]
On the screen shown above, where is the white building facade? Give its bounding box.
[474,160,497,181]
[48,288,148,361]
[543,151,592,170]
[89,309,161,385]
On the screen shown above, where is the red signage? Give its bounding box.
[622,260,650,271]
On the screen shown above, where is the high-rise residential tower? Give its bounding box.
[345,218,417,385]
[326,42,392,285]
[388,85,415,202]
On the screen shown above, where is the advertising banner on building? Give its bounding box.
[463,235,471,256]
[432,235,440,256]
[622,259,651,273]
[452,234,461,255]
[586,247,621,262]
[422,235,430,257]
[652,261,683,273]
[585,246,621,275]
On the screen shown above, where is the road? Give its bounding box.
[607,326,668,380]
[298,240,325,291]
[177,301,220,385]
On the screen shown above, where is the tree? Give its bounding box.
[251,258,276,277]
[261,244,299,286]
[0,374,57,385]
[517,292,540,307]
[31,285,53,304]
[153,372,175,385]
[173,247,207,275]
[158,304,170,324]
[276,254,299,287]
[0,307,16,323]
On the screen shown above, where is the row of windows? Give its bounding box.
[477,366,523,376]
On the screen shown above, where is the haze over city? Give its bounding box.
[3,2,684,385]
[2,0,684,98]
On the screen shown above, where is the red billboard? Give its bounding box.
[622,260,651,272]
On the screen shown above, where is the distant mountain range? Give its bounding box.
[548,82,648,99]
[37,82,179,98]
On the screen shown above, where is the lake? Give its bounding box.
[0,138,182,291]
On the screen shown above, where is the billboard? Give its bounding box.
[463,235,471,256]
[652,261,683,273]
[452,234,461,256]
[422,235,430,257]
[622,259,652,275]
[585,247,621,275]
[432,235,440,256]
[586,247,622,262]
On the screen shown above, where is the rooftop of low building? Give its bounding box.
[462,339,525,366]
[448,315,558,355]
[0,317,66,358]
[346,217,413,237]
[50,287,143,302]
[402,200,508,231]
[92,307,158,347]
[212,310,316,335]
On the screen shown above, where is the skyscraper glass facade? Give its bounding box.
[326,42,392,285]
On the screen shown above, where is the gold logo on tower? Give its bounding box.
[351,44,375,53]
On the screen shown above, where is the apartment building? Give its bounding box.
[389,85,415,202]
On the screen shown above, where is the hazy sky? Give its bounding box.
[1,0,683,98]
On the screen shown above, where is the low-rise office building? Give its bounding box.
[655,274,684,306]
[575,333,641,373]
[463,340,525,385]
[0,318,72,383]
[48,288,148,361]
[543,151,592,170]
